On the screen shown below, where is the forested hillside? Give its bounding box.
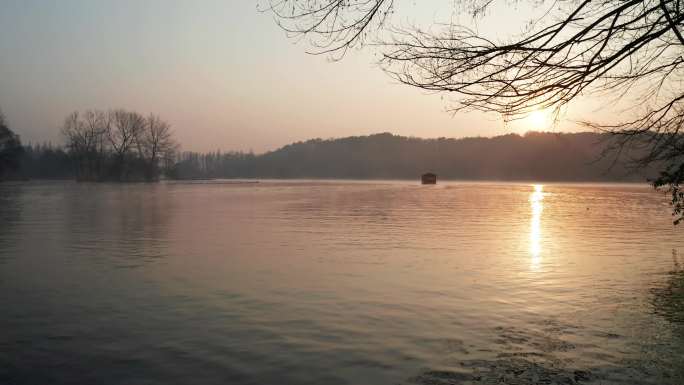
[171,132,655,182]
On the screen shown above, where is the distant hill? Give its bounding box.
[172,131,657,182]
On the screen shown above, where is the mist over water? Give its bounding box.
[1,180,683,384]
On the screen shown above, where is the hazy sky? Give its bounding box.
[0,0,598,152]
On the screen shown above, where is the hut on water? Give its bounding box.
[421,173,437,185]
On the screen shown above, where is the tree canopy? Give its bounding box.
[0,110,24,180]
[61,109,178,182]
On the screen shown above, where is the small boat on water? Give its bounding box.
[421,172,437,185]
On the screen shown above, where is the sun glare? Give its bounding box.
[527,110,548,130]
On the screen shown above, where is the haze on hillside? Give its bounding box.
[170,132,654,181]
[13,132,656,182]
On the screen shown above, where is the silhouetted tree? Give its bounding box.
[108,110,144,181]
[19,143,72,179]
[0,109,24,181]
[136,115,178,181]
[265,0,684,222]
[62,110,109,180]
[62,109,177,182]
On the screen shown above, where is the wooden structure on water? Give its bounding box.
[421,172,437,185]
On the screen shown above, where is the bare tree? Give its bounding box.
[107,109,145,180]
[136,115,178,181]
[62,110,109,181]
[62,109,178,182]
[266,0,684,223]
[83,110,109,179]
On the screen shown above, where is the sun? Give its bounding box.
[515,108,551,134]
[527,109,549,130]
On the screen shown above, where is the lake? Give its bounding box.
[1,180,683,384]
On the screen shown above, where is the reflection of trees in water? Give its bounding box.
[0,183,23,262]
[651,250,684,324]
[64,184,175,268]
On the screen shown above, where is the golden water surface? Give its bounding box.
[1,180,683,384]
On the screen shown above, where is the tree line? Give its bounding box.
[0,108,178,182]
[3,122,657,183]
[0,108,660,184]
[61,109,178,181]
[171,132,657,182]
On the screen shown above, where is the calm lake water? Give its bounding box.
[1,180,683,384]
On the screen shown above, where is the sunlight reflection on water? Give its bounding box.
[530,184,544,270]
[0,180,683,385]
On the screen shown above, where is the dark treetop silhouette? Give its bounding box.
[61,109,178,182]
[0,110,23,181]
[0,108,177,183]
[265,0,684,223]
